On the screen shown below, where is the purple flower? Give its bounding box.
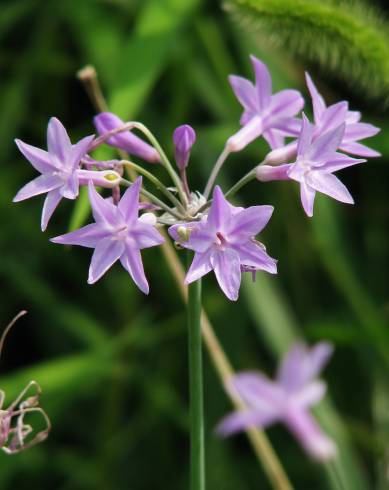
[169,186,277,301]
[217,342,336,461]
[227,56,304,152]
[173,124,196,169]
[306,73,380,158]
[94,112,160,163]
[51,177,164,291]
[257,114,365,217]
[13,118,95,231]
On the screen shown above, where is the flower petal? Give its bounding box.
[339,140,381,158]
[294,381,327,409]
[15,139,55,173]
[88,237,124,284]
[51,223,109,248]
[300,180,316,217]
[41,189,62,231]
[120,245,149,294]
[262,128,285,150]
[285,408,337,461]
[216,409,278,437]
[70,135,95,169]
[211,248,241,301]
[236,241,277,274]
[60,172,79,199]
[322,153,365,173]
[47,117,72,165]
[226,115,263,152]
[305,73,326,122]
[308,124,345,163]
[251,56,272,110]
[268,89,304,121]
[230,372,284,410]
[306,171,354,204]
[228,75,257,113]
[343,122,380,142]
[227,205,274,240]
[318,101,348,134]
[13,173,62,202]
[118,177,142,223]
[88,182,118,226]
[185,250,213,284]
[297,113,314,156]
[131,221,164,249]
[207,186,232,230]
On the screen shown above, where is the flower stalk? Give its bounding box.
[187,252,205,490]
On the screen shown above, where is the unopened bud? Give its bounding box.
[264,141,297,165]
[177,225,191,242]
[173,125,196,170]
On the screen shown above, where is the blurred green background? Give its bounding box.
[1,0,389,488]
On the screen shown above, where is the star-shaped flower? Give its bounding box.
[169,186,277,301]
[51,177,164,292]
[13,118,95,230]
[227,56,304,152]
[257,114,365,216]
[217,342,336,461]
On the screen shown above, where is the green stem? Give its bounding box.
[130,122,188,206]
[120,178,183,221]
[203,146,230,199]
[187,251,205,490]
[224,167,257,199]
[120,160,185,212]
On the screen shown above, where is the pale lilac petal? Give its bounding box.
[47,117,72,165]
[268,89,304,121]
[308,124,345,163]
[169,221,214,253]
[88,182,118,226]
[216,409,278,436]
[227,206,274,240]
[304,342,334,381]
[228,75,257,114]
[307,171,354,204]
[227,115,263,152]
[13,174,62,202]
[15,139,55,173]
[51,223,109,248]
[262,129,285,150]
[265,141,298,165]
[132,221,164,249]
[251,56,272,109]
[293,381,327,408]
[94,112,160,163]
[60,173,79,199]
[41,189,62,231]
[272,117,302,136]
[70,135,94,169]
[345,110,361,123]
[211,248,241,301]
[207,186,232,230]
[318,102,348,134]
[120,245,149,294]
[297,113,314,156]
[185,250,213,284]
[322,153,365,172]
[230,372,284,410]
[118,177,142,223]
[300,180,316,217]
[236,241,277,274]
[343,122,380,142]
[88,237,124,284]
[305,73,326,122]
[339,140,381,157]
[285,408,337,461]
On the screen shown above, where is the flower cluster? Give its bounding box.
[13,55,380,460]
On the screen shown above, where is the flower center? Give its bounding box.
[114,225,129,240]
[214,231,227,250]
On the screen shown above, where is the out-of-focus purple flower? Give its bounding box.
[169,186,277,301]
[257,114,365,216]
[265,73,380,164]
[51,177,164,292]
[13,118,95,231]
[94,112,160,163]
[173,124,196,169]
[227,56,304,152]
[217,342,336,461]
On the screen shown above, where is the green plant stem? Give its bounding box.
[120,178,183,220]
[203,146,230,199]
[224,167,257,198]
[119,160,185,212]
[187,251,205,490]
[130,122,188,206]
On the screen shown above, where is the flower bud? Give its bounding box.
[173,124,196,170]
[264,141,297,165]
[94,112,160,163]
[77,169,121,188]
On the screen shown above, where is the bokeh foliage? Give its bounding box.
[1,0,389,488]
